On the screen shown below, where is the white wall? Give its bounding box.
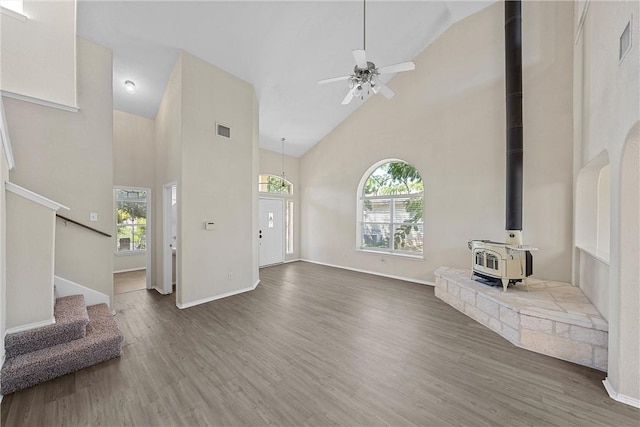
[5,192,55,329]
[259,148,300,262]
[0,0,76,107]
[113,110,155,273]
[153,53,182,291]
[179,51,258,306]
[0,131,8,362]
[4,37,114,305]
[300,1,574,284]
[573,0,639,404]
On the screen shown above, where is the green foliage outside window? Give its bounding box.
[362,162,423,253]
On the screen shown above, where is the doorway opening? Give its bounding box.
[113,187,151,294]
[162,182,178,295]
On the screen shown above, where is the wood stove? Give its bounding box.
[469,0,535,291]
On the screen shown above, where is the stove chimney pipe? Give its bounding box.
[505,0,523,245]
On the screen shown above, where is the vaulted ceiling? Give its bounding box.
[77,1,494,157]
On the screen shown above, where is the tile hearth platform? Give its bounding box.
[434,267,608,371]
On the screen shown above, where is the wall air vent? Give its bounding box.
[619,20,632,62]
[216,123,231,139]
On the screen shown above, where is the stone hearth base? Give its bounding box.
[434,267,608,371]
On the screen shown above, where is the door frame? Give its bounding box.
[162,182,177,295]
[258,197,285,267]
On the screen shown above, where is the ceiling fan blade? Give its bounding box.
[377,61,416,74]
[317,75,352,85]
[341,89,355,105]
[377,82,395,100]
[352,49,368,69]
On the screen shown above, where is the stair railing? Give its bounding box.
[56,214,112,238]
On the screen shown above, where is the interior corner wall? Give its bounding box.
[252,96,260,286]
[4,37,114,305]
[113,110,155,273]
[573,0,639,403]
[300,1,574,283]
[153,54,182,291]
[259,148,301,262]
[0,0,77,107]
[0,142,8,363]
[179,51,257,305]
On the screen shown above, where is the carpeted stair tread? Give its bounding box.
[1,303,123,395]
[4,295,90,358]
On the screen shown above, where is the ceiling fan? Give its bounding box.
[317,0,416,105]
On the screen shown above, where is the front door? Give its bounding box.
[259,198,284,267]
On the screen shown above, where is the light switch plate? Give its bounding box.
[205,221,215,230]
[90,212,98,222]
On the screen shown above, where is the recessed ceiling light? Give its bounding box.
[124,80,136,94]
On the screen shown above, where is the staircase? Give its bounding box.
[1,295,123,395]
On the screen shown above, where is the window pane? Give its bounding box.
[361,224,391,249]
[362,199,390,223]
[393,224,423,252]
[393,197,424,223]
[258,174,292,194]
[115,188,147,253]
[363,161,423,196]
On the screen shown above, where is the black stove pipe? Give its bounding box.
[505,0,523,232]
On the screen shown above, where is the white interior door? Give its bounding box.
[259,198,284,267]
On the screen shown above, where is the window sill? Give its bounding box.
[115,251,146,257]
[357,248,424,260]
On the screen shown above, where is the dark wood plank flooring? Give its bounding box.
[2,261,638,426]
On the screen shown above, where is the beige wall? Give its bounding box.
[179,51,258,305]
[259,148,301,262]
[113,110,155,273]
[5,37,114,305]
[0,136,8,361]
[6,192,55,329]
[153,54,182,292]
[0,0,76,107]
[573,0,640,404]
[113,110,155,189]
[300,1,574,284]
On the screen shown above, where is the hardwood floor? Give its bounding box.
[2,262,638,426]
[114,270,146,295]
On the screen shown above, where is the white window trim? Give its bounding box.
[356,158,425,259]
[115,186,151,256]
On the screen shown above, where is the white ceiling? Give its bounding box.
[77,1,494,157]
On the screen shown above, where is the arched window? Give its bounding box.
[358,160,424,255]
[258,174,293,194]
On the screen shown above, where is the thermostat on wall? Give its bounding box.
[205,221,215,231]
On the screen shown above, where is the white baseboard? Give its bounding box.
[299,259,435,286]
[283,258,301,264]
[153,286,169,295]
[177,279,260,310]
[113,267,146,274]
[603,378,640,408]
[54,275,110,308]
[5,317,56,335]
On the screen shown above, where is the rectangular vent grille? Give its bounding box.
[216,123,231,139]
[620,20,631,61]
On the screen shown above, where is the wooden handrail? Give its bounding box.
[56,214,112,238]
